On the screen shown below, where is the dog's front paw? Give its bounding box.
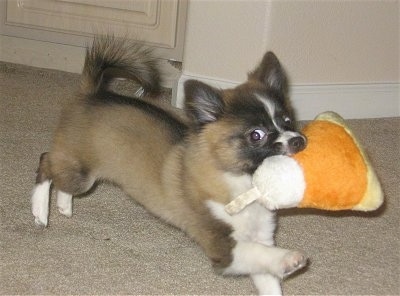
[281,251,308,278]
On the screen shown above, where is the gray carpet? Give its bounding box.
[0,61,399,295]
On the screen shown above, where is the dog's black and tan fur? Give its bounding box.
[32,35,307,295]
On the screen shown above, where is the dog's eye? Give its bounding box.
[283,116,291,124]
[250,129,266,142]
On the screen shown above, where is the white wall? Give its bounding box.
[177,0,399,119]
[1,0,398,119]
[182,0,270,82]
[265,1,399,85]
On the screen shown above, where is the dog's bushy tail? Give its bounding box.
[81,35,161,96]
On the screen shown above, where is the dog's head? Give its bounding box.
[184,52,306,175]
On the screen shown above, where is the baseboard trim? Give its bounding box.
[175,73,399,120]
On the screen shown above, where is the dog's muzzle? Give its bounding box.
[274,131,307,155]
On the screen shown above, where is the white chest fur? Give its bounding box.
[218,172,276,245]
[206,200,276,246]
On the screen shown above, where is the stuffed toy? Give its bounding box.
[225,112,383,215]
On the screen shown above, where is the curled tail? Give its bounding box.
[81,35,161,96]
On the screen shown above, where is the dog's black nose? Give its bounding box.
[289,136,307,153]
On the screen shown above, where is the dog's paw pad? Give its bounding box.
[282,251,307,277]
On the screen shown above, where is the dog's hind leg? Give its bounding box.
[32,152,96,226]
[32,180,52,226]
[50,153,95,219]
[32,153,52,226]
[56,190,73,218]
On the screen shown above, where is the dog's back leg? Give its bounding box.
[51,153,95,218]
[32,180,52,226]
[32,152,96,226]
[32,152,52,226]
[56,190,73,218]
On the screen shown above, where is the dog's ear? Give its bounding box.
[248,51,288,96]
[184,80,224,125]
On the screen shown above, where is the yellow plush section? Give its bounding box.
[294,120,368,210]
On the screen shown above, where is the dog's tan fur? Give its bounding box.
[33,35,308,294]
[38,88,237,269]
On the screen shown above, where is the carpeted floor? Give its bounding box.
[0,61,399,295]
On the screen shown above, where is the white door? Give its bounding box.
[1,0,187,61]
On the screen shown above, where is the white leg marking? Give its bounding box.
[251,274,282,296]
[206,201,308,279]
[31,180,51,226]
[57,191,73,217]
[223,241,306,278]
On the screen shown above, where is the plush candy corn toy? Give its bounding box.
[225,112,383,215]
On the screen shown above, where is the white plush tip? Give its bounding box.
[225,156,306,214]
[253,155,305,210]
[225,187,260,215]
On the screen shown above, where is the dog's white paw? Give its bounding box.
[57,191,73,217]
[281,251,308,278]
[31,180,51,227]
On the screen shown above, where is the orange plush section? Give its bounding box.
[294,121,368,210]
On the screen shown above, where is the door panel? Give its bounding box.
[1,0,187,61]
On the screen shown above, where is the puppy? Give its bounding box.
[32,35,307,295]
